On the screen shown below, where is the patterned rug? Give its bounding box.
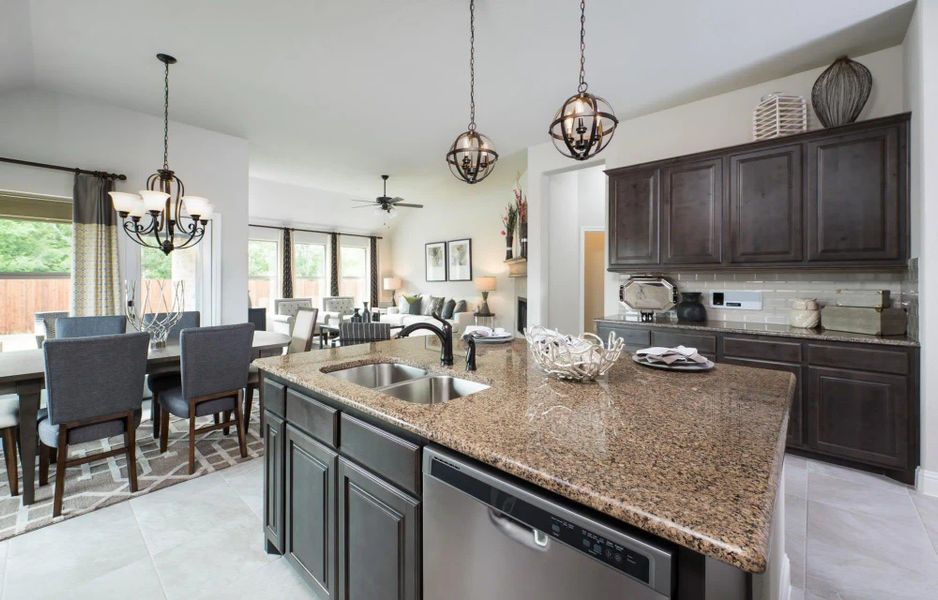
[0,405,264,541]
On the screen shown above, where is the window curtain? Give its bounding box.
[369,236,378,306]
[71,173,121,316]
[282,228,293,298]
[330,232,339,296]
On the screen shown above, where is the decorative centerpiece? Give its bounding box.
[525,326,624,382]
[752,92,807,140]
[125,279,184,348]
[514,174,528,259]
[812,56,872,128]
[501,203,518,260]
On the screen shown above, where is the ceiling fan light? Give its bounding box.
[446,130,499,184]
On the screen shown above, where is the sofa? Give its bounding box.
[382,295,474,335]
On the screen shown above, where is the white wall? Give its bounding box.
[0,88,251,324]
[526,45,907,327]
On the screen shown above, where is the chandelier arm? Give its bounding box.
[173,226,205,251]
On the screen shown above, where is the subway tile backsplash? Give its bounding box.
[615,265,919,340]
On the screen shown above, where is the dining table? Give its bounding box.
[0,330,291,505]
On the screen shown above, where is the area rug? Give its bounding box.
[0,406,264,541]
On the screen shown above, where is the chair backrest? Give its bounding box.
[142,311,200,342]
[274,298,313,317]
[180,323,254,401]
[55,315,127,339]
[289,308,319,353]
[35,310,69,340]
[248,307,267,332]
[44,332,150,425]
[323,296,355,315]
[339,322,391,346]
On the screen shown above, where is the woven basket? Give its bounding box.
[524,326,624,382]
[752,93,807,140]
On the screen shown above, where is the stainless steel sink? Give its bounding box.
[379,376,489,405]
[327,363,429,389]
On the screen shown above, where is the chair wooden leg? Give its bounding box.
[124,414,138,493]
[159,407,169,453]
[222,410,231,436]
[2,428,19,497]
[187,415,197,475]
[151,394,161,440]
[53,427,68,518]
[243,384,256,435]
[39,442,49,487]
[233,392,248,459]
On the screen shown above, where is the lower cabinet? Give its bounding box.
[263,410,286,554]
[337,457,421,600]
[285,424,337,598]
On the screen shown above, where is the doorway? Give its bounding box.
[581,229,605,333]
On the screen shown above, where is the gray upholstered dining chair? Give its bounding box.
[38,332,150,517]
[146,311,201,439]
[339,322,391,346]
[0,396,20,497]
[157,323,254,474]
[55,315,127,339]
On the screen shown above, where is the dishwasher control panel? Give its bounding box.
[548,515,651,582]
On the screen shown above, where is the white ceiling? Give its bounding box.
[2,0,915,197]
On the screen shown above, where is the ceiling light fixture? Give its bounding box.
[548,0,618,161]
[109,53,212,255]
[446,0,498,184]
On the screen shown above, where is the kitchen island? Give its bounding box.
[254,336,794,600]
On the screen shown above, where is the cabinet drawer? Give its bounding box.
[806,344,909,375]
[723,336,802,363]
[339,414,421,496]
[650,330,717,355]
[287,388,339,448]
[596,324,650,348]
[263,379,286,418]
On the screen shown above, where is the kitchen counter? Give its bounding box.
[595,315,919,347]
[254,337,793,573]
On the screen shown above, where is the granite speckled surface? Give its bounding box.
[254,337,793,573]
[596,315,919,347]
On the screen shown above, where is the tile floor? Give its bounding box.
[0,454,934,599]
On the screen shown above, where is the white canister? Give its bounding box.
[789,298,820,329]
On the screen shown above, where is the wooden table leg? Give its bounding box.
[16,380,42,505]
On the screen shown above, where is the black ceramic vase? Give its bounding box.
[675,292,707,323]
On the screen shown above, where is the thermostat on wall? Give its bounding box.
[709,290,763,310]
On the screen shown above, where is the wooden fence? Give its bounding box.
[0,276,70,334]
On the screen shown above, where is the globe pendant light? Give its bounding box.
[549,0,618,161]
[446,0,498,184]
[109,53,212,255]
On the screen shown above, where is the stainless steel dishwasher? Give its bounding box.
[423,446,673,600]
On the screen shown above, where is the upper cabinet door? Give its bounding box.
[729,145,804,263]
[608,168,659,267]
[806,124,904,263]
[661,157,722,264]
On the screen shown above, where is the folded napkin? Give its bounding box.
[635,345,709,365]
[463,325,511,339]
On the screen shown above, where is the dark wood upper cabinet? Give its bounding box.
[608,168,659,267]
[728,145,803,263]
[661,157,722,264]
[806,123,904,263]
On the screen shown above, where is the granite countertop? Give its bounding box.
[254,337,794,573]
[595,315,919,347]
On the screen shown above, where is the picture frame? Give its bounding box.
[425,241,447,282]
[446,238,472,281]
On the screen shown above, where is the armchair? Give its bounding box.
[321,296,355,326]
[270,298,313,335]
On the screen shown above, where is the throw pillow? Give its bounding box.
[453,300,467,315]
[441,299,457,320]
[425,296,445,317]
[403,294,423,315]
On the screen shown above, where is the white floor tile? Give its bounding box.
[910,491,938,555]
[212,556,320,600]
[806,468,914,520]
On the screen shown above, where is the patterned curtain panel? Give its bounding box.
[330,232,339,296]
[370,236,378,306]
[71,174,121,316]
[282,228,293,298]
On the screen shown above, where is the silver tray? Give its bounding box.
[631,354,715,372]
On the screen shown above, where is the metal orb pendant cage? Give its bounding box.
[548,0,618,161]
[446,0,498,184]
[109,54,213,255]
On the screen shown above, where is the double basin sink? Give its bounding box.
[327,362,488,404]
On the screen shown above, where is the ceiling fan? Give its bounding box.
[351,175,423,213]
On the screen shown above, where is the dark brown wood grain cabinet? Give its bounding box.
[608,167,659,267]
[661,157,723,265]
[263,410,286,554]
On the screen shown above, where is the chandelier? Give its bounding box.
[548,0,618,161]
[446,0,498,184]
[109,54,212,255]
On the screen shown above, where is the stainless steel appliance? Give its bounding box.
[423,446,673,600]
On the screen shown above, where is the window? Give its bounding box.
[139,245,199,315]
[294,241,328,309]
[248,239,279,314]
[340,244,369,306]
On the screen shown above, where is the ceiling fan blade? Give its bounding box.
[352,204,377,209]
[389,197,407,203]
[395,203,423,208]
[350,199,375,204]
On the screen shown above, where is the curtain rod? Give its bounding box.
[0,156,126,181]
[250,223,382,240]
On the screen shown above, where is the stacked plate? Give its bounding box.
[464,325,514,344]
[632,345,714,372]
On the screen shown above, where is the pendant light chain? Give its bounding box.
[578,0,587,93]
[163,59,170,169]
[468,0,476,131]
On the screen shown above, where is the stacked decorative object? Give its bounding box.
[820,289,906,336]
[789,298,820,329]
[752,93,807,140]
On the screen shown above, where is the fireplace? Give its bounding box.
[517,297,527,335]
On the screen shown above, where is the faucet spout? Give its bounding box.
[396,312,454,366]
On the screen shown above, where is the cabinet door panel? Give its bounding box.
[286,425,337,598]
[661,157,722,264]
[263,411,285,553]
[729,145,803,263]
[806,125,902,262]
[608,168,659,266]
[806,367,908,467]
[337,458,420,600]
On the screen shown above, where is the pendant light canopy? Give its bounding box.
[549,0,618,161]
[446,0,498,184]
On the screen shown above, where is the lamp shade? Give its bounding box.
[109,191,143,215]
[383,277,402,291]
[139,190,170,213]
[475,276,496,292]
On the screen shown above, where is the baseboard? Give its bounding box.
[916,467,938,497]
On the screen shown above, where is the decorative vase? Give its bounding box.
[351,308,362,322]
[675,292,707,323]
[505,235,514,260]
[362,302,371,323]
[519,224,528,259]
[812,56,872,128]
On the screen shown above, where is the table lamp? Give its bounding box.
[383,276,402,305]
[475,276,496,316]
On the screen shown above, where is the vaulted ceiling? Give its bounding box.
[1,0,914,197]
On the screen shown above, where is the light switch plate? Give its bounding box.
[709,290,763,310]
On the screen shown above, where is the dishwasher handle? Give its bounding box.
[488,508,550,551]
